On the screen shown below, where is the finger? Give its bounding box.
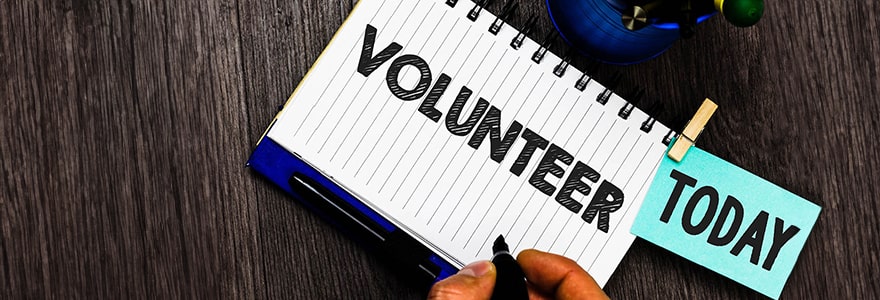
[427,260,497,300]
[526,282,554,300]
[517,249,609,300]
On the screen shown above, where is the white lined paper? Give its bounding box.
[267,0,671,287]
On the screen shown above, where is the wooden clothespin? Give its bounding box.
[667,98,717,162]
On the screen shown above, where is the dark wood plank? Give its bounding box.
[1,0,878,299]
[235,0,422,298]
[124,0,260,297]
[1,1,148,298]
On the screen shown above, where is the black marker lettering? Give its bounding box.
[445,88,489,136]
[660,169,698,223]
[386,54,432,101]
[467,106,523,162]
[762,218,800,271]
[357,24,403,77]
[510,129,549,176]
[419,73,451,122]
[528,144,573,196]
[707,196,743,246]
[555,162,600,213]
[707,195,744,246]
[582,180,624,233]
[731,210,768,266]
[681,186,719,235]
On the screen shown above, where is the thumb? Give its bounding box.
[427,261,496,300]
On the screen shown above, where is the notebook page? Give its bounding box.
[267,0,671,286]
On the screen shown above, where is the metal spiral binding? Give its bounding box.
[489,0,518,35]
[510,15,537,49]
[640,99,663,133]
[467,0,492,21]
[532,30,558,63]
[553,48,574,77]
[618,88,644,119]
[453,0,666,136]
[596,72,622,105]
[575,71,592,91]
[662,118,686,145]
[663,129,677,145]
[574,61,599,91]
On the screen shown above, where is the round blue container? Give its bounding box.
[547,0,715,65]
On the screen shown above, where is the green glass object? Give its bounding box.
[716,0,764,27]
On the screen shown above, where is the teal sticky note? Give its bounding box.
[631,146,821,299]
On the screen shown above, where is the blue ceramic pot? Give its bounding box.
[547,0,715,65]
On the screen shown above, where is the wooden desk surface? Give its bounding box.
[2,0,878,298]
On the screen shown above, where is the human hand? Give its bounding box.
[427,249,608,300]
[517,249,609,300]
[427,260,496,300]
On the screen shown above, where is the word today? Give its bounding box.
[661,169,800,271]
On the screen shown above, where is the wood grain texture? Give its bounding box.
[1,0,877,298]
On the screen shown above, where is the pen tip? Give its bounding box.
[493,235,509,253]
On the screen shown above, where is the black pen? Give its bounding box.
[491,235,528,300]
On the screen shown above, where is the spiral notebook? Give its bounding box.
[257,0,674,286]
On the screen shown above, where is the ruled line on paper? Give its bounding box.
[330,11,456,163]
[337,3,434,171]
[291,0,394,137]
[586,145,659,270]
[303,2,412,144]
[265,0,673,287]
